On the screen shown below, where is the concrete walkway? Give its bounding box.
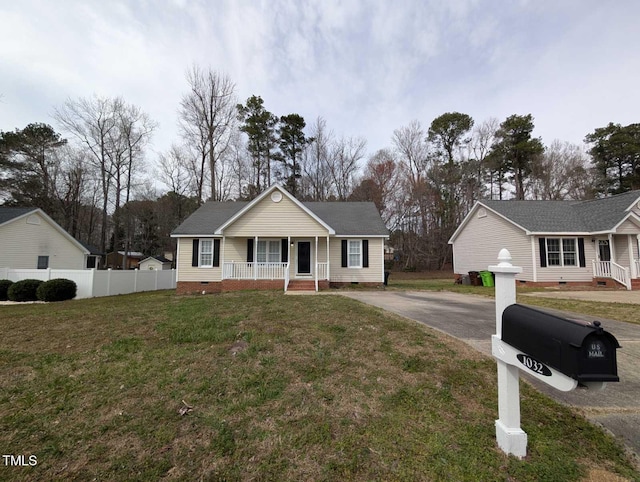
[339,290,640,464]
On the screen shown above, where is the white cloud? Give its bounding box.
[1,0,639,167]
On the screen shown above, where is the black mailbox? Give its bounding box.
[502,304,620,383]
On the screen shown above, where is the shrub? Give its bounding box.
[0,280,13,301]
[8,279,43,302]
[36,278,77,302]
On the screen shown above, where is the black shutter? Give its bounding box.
[247,239,254,262]
[341,240,348,267]
[539,237,547,268]
[213,239,220,267]
[362,240,369,268]
[281,239,288,263]
[192,239,199,267]
[578,238,586,268]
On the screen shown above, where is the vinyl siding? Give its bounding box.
[534,236,595,282]
[452,208,533,280]
[176,238,222,282]
[614,235,629,266]
[0,212,86,269]
[616,219,640,234]
[224,194,329,237]
[329,238,384,283]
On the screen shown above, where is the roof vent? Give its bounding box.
[477,208,487,219]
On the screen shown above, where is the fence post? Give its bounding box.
[107,268,112,296]
[489,248,526,458]
[134,268,138,293]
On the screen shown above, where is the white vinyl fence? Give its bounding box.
[0,268,176,299]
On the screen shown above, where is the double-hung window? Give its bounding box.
[199,239,213,267]
[348,240,361,268]
[546,238,577,267]
[257,240,280,263]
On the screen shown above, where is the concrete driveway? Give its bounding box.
[340,290,640,462]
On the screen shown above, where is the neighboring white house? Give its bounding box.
[171,184,389,293]
[139,255,173,270]
[449,190,640,290]
[0,207,96,270]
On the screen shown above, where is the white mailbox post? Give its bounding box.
[489,248,527,458]
[490,248,620,459]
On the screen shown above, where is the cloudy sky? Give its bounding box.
[1,0,639,164]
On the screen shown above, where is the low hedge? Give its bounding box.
[0,280,13,301]
[36,278,77,302]
[7,279,43,302]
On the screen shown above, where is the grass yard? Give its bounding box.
[0,290,638,481]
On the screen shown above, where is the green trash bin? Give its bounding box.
[480,271,494,287]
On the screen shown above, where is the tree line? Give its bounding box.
[1,66,639,270]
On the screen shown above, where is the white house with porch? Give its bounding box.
[449,190,640,290]
[171,185,389,293]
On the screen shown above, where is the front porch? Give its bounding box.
[221,234,331,292]
[592,260,640,290]
[591,234,640,290]
[222,261,329,292]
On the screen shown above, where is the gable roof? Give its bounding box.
[171,185,389,237]
[0,206,90,254]
[141,255,172,264]
[450,190,640,243]
[0,207,37,226]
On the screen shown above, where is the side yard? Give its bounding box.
[0,291,637,480]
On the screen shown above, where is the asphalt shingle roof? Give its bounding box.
[171,200,388,236]
[482,190,640,233]
[0,207,36,226]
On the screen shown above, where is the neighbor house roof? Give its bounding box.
[450,190,640,243]
[0,207,37,226]
[171,186,389,237]
[141,255,172,263]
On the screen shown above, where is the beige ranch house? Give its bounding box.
[449,190,640,290]
[171,185,389,293]
[0,207,99,269]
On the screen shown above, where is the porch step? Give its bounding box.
[287,280,316,292]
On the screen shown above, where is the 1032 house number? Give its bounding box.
[516,354,552,376]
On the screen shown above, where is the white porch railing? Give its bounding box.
[316,262,328,280]
[635,260,640,279]
[223,262,289,280]
[593,260,631,290]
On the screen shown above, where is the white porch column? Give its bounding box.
[254,236,258,280]
[489,249,526,458]
[326,236,330,281]
[315,236,318,291]
[287,236,291,275]
[628,235,637,279]
[608,233,615,262]
[221,236,226,279]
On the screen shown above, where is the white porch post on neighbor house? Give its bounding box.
[628,235,637,279]
[326,236,331,281]
[608,233,615,262]
[254,236,258,280]
[490,249,527,458]
[314,236,318,291]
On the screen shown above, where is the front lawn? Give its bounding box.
[0,291,637,480]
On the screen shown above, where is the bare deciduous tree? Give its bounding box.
[179,66,237,203]
[529,140,595,200]
[329,136,366,200]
